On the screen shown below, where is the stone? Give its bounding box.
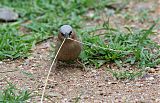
[148,68,156,73]
[0,8,18,22]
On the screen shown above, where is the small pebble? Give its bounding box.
[98,83,105,87]
[148,68,156,73]
[146,76,154,81]
[156,98,160,102]
[135,83,143,87]
[86,10,94,18]
[91,70,97,73]
[108,82,117,85]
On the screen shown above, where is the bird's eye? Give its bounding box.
[69,31,72,35]
[61,33,64,36]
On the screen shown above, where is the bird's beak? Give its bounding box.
[64,33,69,38]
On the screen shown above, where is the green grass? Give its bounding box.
[106,69,145,80]
[0,0,159,82]
[0,25,32,60]
[79,22,159,79]
[0,82,31,103]
[0,0,117,60]
[80,23,160,68]
[0,82,55,103]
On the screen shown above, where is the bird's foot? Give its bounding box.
[76,59,88,72]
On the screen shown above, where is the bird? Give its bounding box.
[54,25,82,68]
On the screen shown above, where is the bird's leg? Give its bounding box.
[51,59,57,72]
[76,59,87,71]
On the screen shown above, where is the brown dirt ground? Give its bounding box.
[0,0,160,103]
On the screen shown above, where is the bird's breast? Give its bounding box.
[57,41,82,61]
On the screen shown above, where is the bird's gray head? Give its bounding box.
[60,25,73,38]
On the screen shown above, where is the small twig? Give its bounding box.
[40,38,66,103]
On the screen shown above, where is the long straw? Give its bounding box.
[40,38,66,103]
